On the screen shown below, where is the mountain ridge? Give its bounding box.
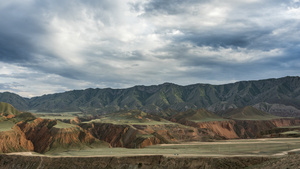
[0,76,300,116]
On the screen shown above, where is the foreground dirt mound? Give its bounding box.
[250,154,300,169]
[0,154,271,169]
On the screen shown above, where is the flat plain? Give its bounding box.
[43,138,300,157]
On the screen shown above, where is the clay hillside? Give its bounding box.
[0,100,300,154]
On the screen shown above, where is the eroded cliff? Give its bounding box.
[0,118,109,154]
[173,118,300,139]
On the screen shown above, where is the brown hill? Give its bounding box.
[80,122,205,148]
[172,108,223,122]
[222,106,280,120]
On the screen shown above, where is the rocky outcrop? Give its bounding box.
[0,129,34,153]
[270,118,300,127]
[0,118,109,154]
[196,120,239,139]
[173,118,300,139]
[80,122,211,148]
[14,118,56,153]
[81,123,139,148]
[80,123,172,148]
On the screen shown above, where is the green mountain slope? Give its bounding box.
[0,102,22,116]
[0,92,29,110]
[0,76,300,115]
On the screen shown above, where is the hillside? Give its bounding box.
[221,106,280,120]
[172,109,224,122]
[86,110,174,125]
[0,93,29,111]
[0,76,300,115]
[0,102,22,116]
[0,102,36,123]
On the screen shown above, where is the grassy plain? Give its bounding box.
[45,138,300,157]
[33,111,82,120]
[191,118,225,122]
[84,117,174,125]
[84,111,175,125]
[53,121,76,128]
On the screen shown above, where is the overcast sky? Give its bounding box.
[0,0,300,97]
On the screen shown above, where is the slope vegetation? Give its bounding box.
[0,102,22,116]
[222,106,280,120]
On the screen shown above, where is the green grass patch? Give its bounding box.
[191,118,226,122]
[84,117,174,125]
[0,120,15,132]
[34,112,81,120]
[278,125,300,129]
[54,121,76,128]
[280,130,300,135]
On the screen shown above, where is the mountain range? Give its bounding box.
[0,76,300,117]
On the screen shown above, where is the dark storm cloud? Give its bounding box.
[142,0,205,15]
[0,6,43,63]
[177,30,271,49]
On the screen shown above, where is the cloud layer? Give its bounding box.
[0,0,300,97]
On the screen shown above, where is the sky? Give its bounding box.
[0,0,300,97]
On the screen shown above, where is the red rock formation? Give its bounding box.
[0,128,34,153]
[80,122,211,148]
[12,118,108,153]
[82,123,139,147]
[139,137,161,148]
[70,116,81,124]
[15,118,56,153]
[5,114,15,119]
[270,118,300,127]
[196,120,239,139]
[173,118,300,139]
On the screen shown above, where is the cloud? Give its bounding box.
[0,0,299,97]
